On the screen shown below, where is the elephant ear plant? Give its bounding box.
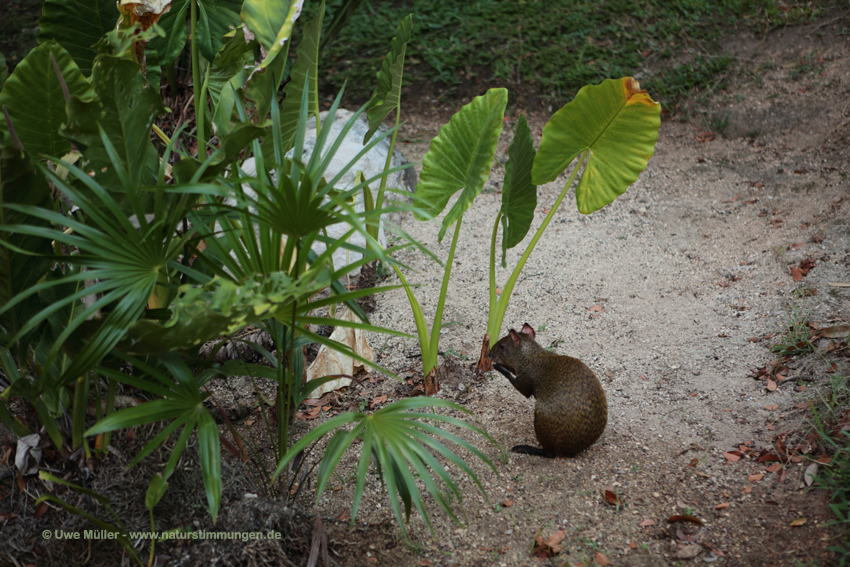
[395,78,660,387]
[478,77,662,367]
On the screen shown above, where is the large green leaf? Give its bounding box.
[0,52,8,93]
[277,0,324,150]
[414,88,507,241]
[61,54,165,189]
[363,14,412,144]
[240,0,300,69]
[37,0,120,76]
[151,0,242,67]
[208,29,252,136]
[532,77,661,214]
[0,148,53,339]
[499,114,536,267]
[0,41,94,156]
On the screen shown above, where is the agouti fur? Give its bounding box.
[490,324,607,457]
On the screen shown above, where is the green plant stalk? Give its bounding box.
[190,0,204,152]
[425,215,463,374]
[488,211,501,331]
[488,151,587,346]
[375,107,401,213]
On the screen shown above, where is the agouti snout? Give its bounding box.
[490,323,607,457]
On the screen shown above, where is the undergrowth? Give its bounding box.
[774,310,850,563]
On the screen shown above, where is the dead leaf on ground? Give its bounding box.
[667,515,704,526]
[369,395,388,409]
[603,487,623,506]
[790,518,807,527]
[766,379,777,391]
[715,502,730,510]
[595,552,611,565]
[588,305,604,312]
[639,518,656,527]
[503,499,514,508]
[532,529,566,558]
[722,451,742,463]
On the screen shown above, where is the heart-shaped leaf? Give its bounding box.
[363,14,412,144]
[500,114,536,267]
[37,0,121,76]
[532,77,660,214]
[414,88,507,241]
[0,41,94,156]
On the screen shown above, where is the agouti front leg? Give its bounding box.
[492,364,533,398]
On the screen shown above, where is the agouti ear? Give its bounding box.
[520,323,535,339]
[509,329,522,347]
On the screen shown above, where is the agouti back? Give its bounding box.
[490,324,607,457]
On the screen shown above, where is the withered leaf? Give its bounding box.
[722,452,742,463]
[603,488,622,506]
[667,515,704,526]
[791,267,804,282]
[639,518,656,527]
[748,474,765,482]
[804,463,818,486]
[790,518,807,527]
[757,454,781,463]
[715,502,730,510]
[533,529,566,557]
[766,379,777,391]
[595,552,611,565]
[766,464,783,473]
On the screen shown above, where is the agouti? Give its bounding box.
[489,324,607,457]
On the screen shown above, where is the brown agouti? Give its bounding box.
[489,323,607,457]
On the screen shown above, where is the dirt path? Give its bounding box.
[305,15,850,567]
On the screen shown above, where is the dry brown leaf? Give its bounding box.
[603,487,622,506]
[748,474,764,482]
[628,541,638,549]
[503,499,514,508]
[667,515,704,526]
[595,552,611,565]
[722,452,742,463]
[764,405,779,411]
[790,518,807,527]
[589,305,604,312]
[639,518,656,527]
[766,464,783,473]
[715,502,730,510]
[791,267,804,282]
[766,379,777,391]
[369,395,388,409]
[533,529,566,557]
[743,486,752,493]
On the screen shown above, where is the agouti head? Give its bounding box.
[489,323,545,374]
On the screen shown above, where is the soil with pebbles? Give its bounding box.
[2,11,849,567]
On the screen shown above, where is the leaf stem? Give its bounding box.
[426,215,462,373]
[489,151,587,344]
[190,0,204,154]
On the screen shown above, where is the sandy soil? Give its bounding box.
[3,11,849,567]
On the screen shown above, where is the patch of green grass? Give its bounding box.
[808,369,850,564]
[313,0,840,108]
[771,307,816,357]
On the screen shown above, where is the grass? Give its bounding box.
[313,0,840,109]
[772,309,850,563]
[808,369,850,565]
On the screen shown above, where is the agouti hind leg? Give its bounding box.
[511,444,558,459]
